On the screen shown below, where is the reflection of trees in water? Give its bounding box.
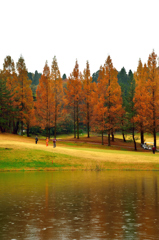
[136,176,159,238]
[0,172,159,239]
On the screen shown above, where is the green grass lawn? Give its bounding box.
[0,147,81,170]
[1,145,159,171]
[1,133,159,171]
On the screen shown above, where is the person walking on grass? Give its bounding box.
[53,138,56,148]
[35,136,38,144]
[46,137,49,147]
[152,145,156,154]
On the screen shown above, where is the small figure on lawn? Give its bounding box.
[35,136,38,144]
[53,138,56,148]
[46,137,49,147]
[152,145,156,154]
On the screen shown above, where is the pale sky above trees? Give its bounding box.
[0,0,159,75]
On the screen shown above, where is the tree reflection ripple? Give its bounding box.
[0,171,159,239]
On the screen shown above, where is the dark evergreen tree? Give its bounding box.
[27,72,33,82]
[62,73,67,79]
[92,70,99,83]
[117,68,132,142]
[33,70,41,85]
[117,67,131,102]
[0,75,14,132]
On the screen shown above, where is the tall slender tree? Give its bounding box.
[81,61,94,138]
[146,50,159,148]
[3,56,18,133]
[92,56,122,145]
[65,60,82,139]
[97,56,122,146]
[36,61,52,137]
[133,60,149,144]
[16,56,33,135]
[50,56,64,138]
[25,88,35,137]
[91,69,107,145]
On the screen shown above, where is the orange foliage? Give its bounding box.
[16,56,34,134]
[3,56,19,120]
[134,60,150,135]
[50,56,64,137]
[65,60,82,138]
[36,61,53,136]
[92,56,123,145]
[81,61,95,137]
[146,50,159,146]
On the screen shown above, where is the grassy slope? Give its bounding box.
[0,133,159,171]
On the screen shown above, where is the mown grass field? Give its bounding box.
[0,133,159,171]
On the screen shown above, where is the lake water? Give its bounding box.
[0,171,159,239]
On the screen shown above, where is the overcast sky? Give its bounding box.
[1,0,159,76]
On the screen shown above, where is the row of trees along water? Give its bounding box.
[0,51,159,150]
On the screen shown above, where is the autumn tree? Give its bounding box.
[146,50,159,148]
[2,56,18,132]
[81,61,95,138]
[91,68,107,145]
[36,61,52,137]
[133,60,149,144]
[50,56,64,138]
[65,60,82,139]
[16,56,33,135]
[91,56,123,146]
[25,88,35,137]
[64,76,76,137]
[95,56,122,146]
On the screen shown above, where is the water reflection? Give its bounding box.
[0,171,159,239]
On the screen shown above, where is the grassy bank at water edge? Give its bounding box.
[0,133,159,171]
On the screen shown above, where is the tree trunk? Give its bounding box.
[54,115,56,139]
[87,121,89,138]
[21,121,23,136]
[102,130,104,145]
[49,127,50,139]
[54,91,57,138]
[108,75,111,147]
[108,129,111,146]
[27,124,29,137]
[77,100,79,139]
[154,127,156,148]
[13,120,19,134]
[74,101,76,138]
[132,126,137,151]
[140,129,144,145]
[122,132,126,142]
[153,90,156,148]
[121,120,126,142]
[111,129,114,142]
[9,119,12,133]
[46,126,48,138]
[87,102,90,138]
